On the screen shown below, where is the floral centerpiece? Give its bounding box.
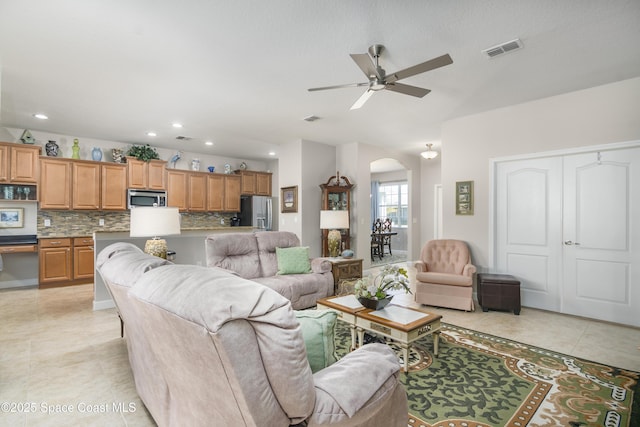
[353,265,411,310]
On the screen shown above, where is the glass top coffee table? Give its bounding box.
[316,295,442,372]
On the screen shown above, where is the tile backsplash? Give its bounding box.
[37,210,236,237]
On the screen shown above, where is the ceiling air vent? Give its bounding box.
[303,115,320,122]
[482,38,523,59]
[175,135,192,141]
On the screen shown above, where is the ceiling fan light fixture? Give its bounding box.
[420,143,438,160]
[370,79,386,91]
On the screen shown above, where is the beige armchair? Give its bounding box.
[414,239,477,311]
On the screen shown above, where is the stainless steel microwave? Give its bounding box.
[127,189,167,209]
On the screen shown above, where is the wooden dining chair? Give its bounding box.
[371,219,383,261]
[381,218,393,255]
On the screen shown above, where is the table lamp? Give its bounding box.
[320,210,350,257]
[130,206,181,258]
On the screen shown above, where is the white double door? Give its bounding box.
[495,145,640,327]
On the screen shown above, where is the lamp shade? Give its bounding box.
[320,210,349,229]
[130,207,181,237]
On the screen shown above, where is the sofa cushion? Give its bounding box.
[129,264,316,422]
[255,231,300,277]
[98,243,172,288]
[276,246,312,275]
[416,271,473,287]
[205,233,262,279]
[254,274,333,310]
[295,310,338,373]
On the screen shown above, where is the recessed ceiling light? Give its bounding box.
[33,113,48,120]
[268,151,276,156]
[205,141,213,146]
[146,131,157,137]
[172,123,183,128]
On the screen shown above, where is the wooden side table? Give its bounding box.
[325,258,363,294]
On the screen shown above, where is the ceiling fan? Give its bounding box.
[308,44,453,110]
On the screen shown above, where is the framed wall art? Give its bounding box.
[281,186,298,213]
[0,207,24,228]
[455,181,474,215]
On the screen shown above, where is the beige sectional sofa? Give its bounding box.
[96,242,408,427]
[205,231,334,309]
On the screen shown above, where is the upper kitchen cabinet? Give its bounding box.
[0,142,40,184]
[40,159,127,210]
[101,163,127,210]
[72,161,100,210]
[188,172,207,212]
[127,157,167,190]
[237,170,272,196]
[207,174,241,212]
[166,169,188,211]
[39,158,72,210]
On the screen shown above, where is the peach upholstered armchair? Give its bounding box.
[414,239,477,311]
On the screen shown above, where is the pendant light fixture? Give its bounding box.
[420,143,438,160]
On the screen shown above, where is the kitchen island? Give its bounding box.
[93,227,253,310]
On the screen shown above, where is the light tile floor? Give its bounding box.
[1,264,639,426]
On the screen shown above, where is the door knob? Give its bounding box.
[564,241,581,246]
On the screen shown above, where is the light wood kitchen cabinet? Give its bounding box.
[239,170,256,194]
[188,172,207,212]
[101,163,127,210]
[148,160,167,190]
[39,238,72,285]
[73,237,95,280]
[127,157,167,190]
[39,158,72,210]
[255,172,271,196]
[238,170,272,196]
[72,161,100,209]
[0,145,7,182]
[166,169,188,211]
[207,174,241,212]
[39,237,94,287]
[0,142,40,184]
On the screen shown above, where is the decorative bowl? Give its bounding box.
[357,296,391,311]
[341,249,354,259]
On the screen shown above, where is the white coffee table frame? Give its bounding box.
[316,296,442,372]
[355,305,441,372]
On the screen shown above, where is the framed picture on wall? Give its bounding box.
[455,181,474,215]
[0,207,24,228]
[281,186,298,213]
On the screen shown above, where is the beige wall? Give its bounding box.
[440,77,640,269]
[277,139,336,257]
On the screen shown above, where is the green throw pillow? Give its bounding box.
[276,246,312,275]
[295,310,338,373]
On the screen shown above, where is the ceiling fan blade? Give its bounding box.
[350,89,374,110]
[350,53,382,79]
[308,82,369,92]
[385,82,431,98]
[385,53,453,83]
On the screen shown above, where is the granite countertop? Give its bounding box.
[39,226,254,239]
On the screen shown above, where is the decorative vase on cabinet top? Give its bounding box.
[92,147,103,161]
[45,140,59,157]
[72,138,80,159]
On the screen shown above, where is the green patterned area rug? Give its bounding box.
[333,322,640,427]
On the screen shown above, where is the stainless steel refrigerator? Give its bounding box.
[239,195,273,230]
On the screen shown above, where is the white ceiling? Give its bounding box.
[1,1,639,161]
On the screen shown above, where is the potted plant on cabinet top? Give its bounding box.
[354,265,411,310]
[126,144,160,162]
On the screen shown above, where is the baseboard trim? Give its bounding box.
[93,299,115,311]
